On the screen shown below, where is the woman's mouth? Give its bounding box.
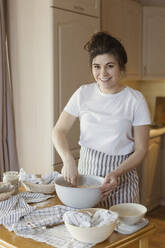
[99,78,111,82]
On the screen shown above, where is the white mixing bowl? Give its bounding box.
[54,174,104,208]
[110,203,147,225]
[64,208,118,243]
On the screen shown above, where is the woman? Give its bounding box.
[52,32,151,208]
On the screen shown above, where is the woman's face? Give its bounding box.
[92,53,123,94]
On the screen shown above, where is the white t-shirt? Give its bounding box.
[64,83,151,155]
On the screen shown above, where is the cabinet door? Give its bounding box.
[141,136,161,210]
[122,0,142,80]
[50,0,100,17]
[53,8,100,164]
[143,7,165,79]
[101,0,142,80]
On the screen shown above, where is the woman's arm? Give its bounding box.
[101,125,150,199]
[52,111,78,185]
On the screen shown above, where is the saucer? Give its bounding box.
[115,218,149,234]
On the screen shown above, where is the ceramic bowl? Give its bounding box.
[54,174,104,208]
[64,208,118,243]
[110,203,147,225]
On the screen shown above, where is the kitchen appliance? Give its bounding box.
[152,97,165,128]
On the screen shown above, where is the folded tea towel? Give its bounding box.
[0,192,53,226]
[63,209,118,228]
[13,223,95,248]
[4,204,94,248]
[1,202,95,248]
[63,211,92,227]
[115,218,149,234]
[91,209,118,227]
[10,205,74,234]
[19,168,60,184]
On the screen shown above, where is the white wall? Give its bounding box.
[7,0,54,174]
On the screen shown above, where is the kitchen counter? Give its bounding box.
[0,188,156,248]
[150,126,165,138]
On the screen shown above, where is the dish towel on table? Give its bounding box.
[0,192,149,248]
[2,199,95,248]
[19,168,60,184]
[12,209,117,248]
[12,223,94,248]
[63,209,118,227]
[0,192,53,226]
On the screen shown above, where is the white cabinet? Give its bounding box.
[50,0,100,17]
[101,0,142,80]
[143,7,165,79]
[52,7,100,164]
[139,136,161,210]
[7,0,100,174]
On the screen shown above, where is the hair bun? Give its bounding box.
[84,32,128,71]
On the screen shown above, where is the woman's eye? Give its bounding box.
[108,64,114,68]
[93,65,100,69]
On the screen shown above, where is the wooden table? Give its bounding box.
[0,191,156,248]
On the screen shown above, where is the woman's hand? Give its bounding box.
[61,157,78,186]
[100,172,118,200]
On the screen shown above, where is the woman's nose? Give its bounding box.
[100,67,108,76]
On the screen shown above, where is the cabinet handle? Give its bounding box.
[144,65,147,75]
[73,5,85,12]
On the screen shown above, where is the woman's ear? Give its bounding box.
[121,70,126,78]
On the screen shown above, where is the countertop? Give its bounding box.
[150,126,165,138]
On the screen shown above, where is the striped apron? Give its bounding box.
[78,146,139,209]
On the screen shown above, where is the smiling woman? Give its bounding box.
[91,54,125,94]
[52,32,151,209]
[85,32,127,94]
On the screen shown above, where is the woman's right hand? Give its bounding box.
[61,157,78,186]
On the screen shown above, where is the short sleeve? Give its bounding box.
[133,95,151,126]
[64,87,81,117]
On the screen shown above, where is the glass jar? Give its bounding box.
[3,171,19,194]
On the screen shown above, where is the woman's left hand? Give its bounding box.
[100,172,118,200]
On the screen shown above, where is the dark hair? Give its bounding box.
[84,32,127,72]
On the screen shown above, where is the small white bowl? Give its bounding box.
[110,203,147,225]
[54,174,104,208]
[64,208,118,243]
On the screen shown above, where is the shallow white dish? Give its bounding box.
[54,174,104,208]
[64,208,118,243]
[110,203,147,225]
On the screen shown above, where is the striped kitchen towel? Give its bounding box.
[0,192,53,226]
[8,205,74,233]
